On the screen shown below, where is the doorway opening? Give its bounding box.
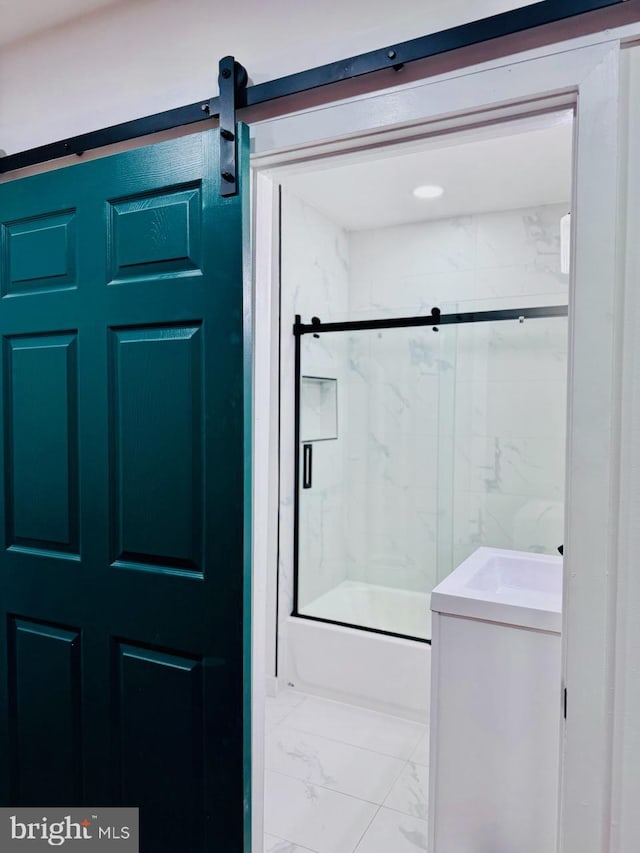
[263,107,573,852]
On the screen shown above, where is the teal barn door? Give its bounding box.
[0,127,251,852]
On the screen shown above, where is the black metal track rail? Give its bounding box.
[0,100,217,174]
[294,305,569,337]
[0,0,627,174]
[243,0,623,107]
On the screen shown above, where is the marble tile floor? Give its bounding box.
[264,689,429,853]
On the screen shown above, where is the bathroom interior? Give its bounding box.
[264,109,572,853]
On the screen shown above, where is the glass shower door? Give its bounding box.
[296,324,445,640]
[294,307,568,642]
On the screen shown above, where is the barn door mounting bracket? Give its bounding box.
[217,55,248,197]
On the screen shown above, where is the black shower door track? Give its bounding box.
[293,304,569,337]
[292,302,568,644]
[0,0,628,174]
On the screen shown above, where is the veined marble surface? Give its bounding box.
[264,689,430,852]
[279,190,352,657]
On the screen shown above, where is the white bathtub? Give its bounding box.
[285,581,430,721]
[299,580,431,639]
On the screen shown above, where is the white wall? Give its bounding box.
[0,0,537,154]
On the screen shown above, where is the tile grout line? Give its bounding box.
[265,693,429,850]
[265,695,307,729]
[380,753,410,801]
[265,761,429,828]
[266,768,400,810]
[275,690,429,727]
[268,718,427,762]
[351,800,430,853]
[379,801,430,822]
[351,802,383,853]
[265,834,320,853]
[379,758,430,824]
[262,756,407,810]
[264,767,430,852]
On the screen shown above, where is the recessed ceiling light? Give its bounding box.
[413,184,444,200]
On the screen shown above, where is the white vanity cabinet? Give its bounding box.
[429,547,563,853]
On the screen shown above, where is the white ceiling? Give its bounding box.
[282,112,573,231]
[0,0,127,46]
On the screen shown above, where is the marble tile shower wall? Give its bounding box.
[347,202,569,588]
[449,316,567,571]
[348,204,569,319]
[281,190,351,612]
[342,327,443,594]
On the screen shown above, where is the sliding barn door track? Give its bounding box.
[0,0,629,192]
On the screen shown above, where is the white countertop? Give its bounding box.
[431,546,563,633]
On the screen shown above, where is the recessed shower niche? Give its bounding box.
[300,376,338,442]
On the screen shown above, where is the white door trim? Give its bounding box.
[558,41,622,853]
[251,38,625,853]
[608,42,640,853]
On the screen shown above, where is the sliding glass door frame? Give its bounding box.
[292,304,569,643]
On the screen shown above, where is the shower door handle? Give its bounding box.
[303,443,313,489]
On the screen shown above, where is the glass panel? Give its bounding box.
[297,325,443,640]
[447,315,568,578]
[296,312,567,641]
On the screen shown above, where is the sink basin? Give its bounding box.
[431,546,563,632]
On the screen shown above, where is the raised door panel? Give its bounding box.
[108,184,202,283]
[8,618,82,805]
[2,210,77,296]
[109,325,203,576]
[3,333,79,557]
[114,642,204,851]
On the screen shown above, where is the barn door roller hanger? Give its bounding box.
[216,56,248,197]
[0,0,630,194]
